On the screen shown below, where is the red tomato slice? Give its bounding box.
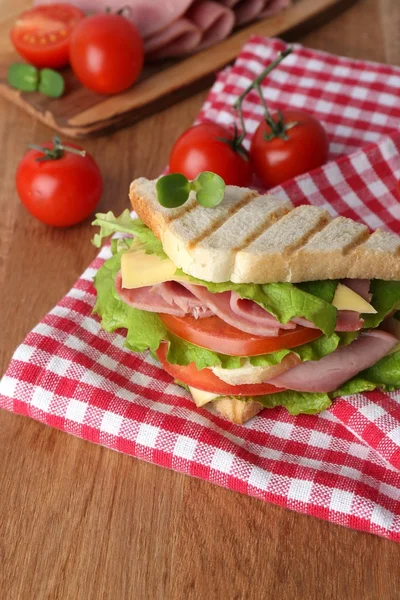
[159,313,322,356]
[11,4,84,68]
[156,344,285,396]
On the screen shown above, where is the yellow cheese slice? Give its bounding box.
[121,247,188,289]
[188,386,218,407]
[332,283,377,314]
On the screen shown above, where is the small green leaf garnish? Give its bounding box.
[193,171,225,207]
[156,171,226,209]
[38,68,65,98]
[156,173,190,208]
[7,63,39,92]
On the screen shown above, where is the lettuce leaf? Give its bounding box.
[93,252,346,371]
[363,280,400,328]
[92,211,167,258]
[176,271,337,337]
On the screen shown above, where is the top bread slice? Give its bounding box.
[129,177,400,284]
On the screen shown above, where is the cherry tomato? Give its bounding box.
[159,313,322,356]
[10,4,84,69]
[69,14,144,95]
[250,109,329,188]
[156,344,285,396]
[169,122,253,186]
[16,138,103,227]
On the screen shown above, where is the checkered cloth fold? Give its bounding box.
[2,37,400,541]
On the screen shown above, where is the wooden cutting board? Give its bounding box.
[0,0,355,138]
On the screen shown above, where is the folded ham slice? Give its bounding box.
[115,273,211,318]
[266,330,397,393]
[187,1,235,51]
[144,18,202,57]
[178,283,281,336]
[230,292,296,330]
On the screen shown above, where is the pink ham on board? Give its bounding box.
[266,330,397,393]
[33,0,291,58]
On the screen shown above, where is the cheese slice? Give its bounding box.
[332,283,377,314]
[188,386,219,407]
[121,247,188,289]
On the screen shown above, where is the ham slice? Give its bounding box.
[187,1,235,50]
[178,283,280,336]
[34,0,193,38]
[115,273,211,318]
[154,281,212,318]
[267,330,397,393]
[230,292,296,330]
[342,279,372,302]
[144,18,202,57]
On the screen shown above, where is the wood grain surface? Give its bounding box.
[1,0,400,599]
[0,0,354,138]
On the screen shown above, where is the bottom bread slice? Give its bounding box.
[212,397,263,424]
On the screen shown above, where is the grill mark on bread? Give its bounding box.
[342,229,370,255]
[283,214,331,255]
[188,191,258,249]
[232,206,292,252]
[165,199,198,223]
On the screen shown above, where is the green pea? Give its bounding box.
[7,63,39,92]
[38,68,65,98]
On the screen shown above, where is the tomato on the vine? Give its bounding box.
[69,14,144,95]
[16,137,103,227]
[250,109,329,188]
[10,4,84,69]
[169,122,253,186]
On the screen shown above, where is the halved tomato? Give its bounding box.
[159,313,322,356]
[11,4,84,68]
[156,344,285,396]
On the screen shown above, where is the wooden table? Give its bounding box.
[1,1,400,598]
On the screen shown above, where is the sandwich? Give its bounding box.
[92,177,400,424]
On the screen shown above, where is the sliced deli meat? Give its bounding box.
[342,279,372,302]
[179,283,281,336]
[230,292,296,330]
[266,330,398,393]
[187,1,235,50]
[115,273,211,318]
[144,18,202,58]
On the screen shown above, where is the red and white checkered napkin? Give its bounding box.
[2,38,400,542]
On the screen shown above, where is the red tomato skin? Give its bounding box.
[250,110,329,188]
[69,14,144,95]
[169,122,253,186]
[10,4,84,69]
[159,313,322,356]
[16,143,103,227]
[156,343,285,396]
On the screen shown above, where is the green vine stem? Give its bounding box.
[233,47,293,145]
[29,136,86,162]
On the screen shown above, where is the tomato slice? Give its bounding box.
[159,313,322,356]
[156,344,285,396]
[11,4,84,68]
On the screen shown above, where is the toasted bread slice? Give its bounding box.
[129,177,400,283]
[212,397,263,424]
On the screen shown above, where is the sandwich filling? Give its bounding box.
[92,213,400,417]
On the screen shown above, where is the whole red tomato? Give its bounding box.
[250,109,329,188]
[169,122,253,187]
[69,14,144,95]
[16,138,103,227]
